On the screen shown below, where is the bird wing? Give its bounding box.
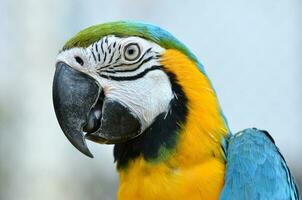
[220,128,300,200]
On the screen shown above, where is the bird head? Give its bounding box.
[53,21,225,158]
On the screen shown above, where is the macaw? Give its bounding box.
[52,21,300,200]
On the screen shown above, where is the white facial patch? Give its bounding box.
[56,36,174,132]
[97,69,173,131]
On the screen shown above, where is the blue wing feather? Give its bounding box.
[220,128,300,200]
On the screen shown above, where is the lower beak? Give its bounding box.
[52,62,141,158]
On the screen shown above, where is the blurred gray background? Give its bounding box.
[0,0,301,199]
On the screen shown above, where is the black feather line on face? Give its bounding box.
[101,40,104,54]
[114,72,188,169]
[103,52,107,62]
[101,56,155,74]
[108,50,116,64]
[91,48,97,62]
[99,65,161,81]
[97,53,101,62]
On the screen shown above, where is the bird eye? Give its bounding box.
[123,43,141,61]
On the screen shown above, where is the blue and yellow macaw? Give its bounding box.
[53,21,300,200]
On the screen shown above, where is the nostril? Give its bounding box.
[75,56,84,66]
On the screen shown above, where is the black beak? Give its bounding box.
[52,62,141,158]
[53,62,99,157]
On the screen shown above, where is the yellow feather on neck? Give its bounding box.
[117,49,229,200]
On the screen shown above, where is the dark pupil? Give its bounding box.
[128,48,135,55]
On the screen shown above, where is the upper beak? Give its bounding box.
[52,62,141,158]
[53,62,98,157]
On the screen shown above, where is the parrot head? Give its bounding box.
[53,21,224,159]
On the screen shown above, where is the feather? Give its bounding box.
[220,128,300,200]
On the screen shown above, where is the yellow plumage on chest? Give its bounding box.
[117,49,228,200]
[118,157,225,200]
